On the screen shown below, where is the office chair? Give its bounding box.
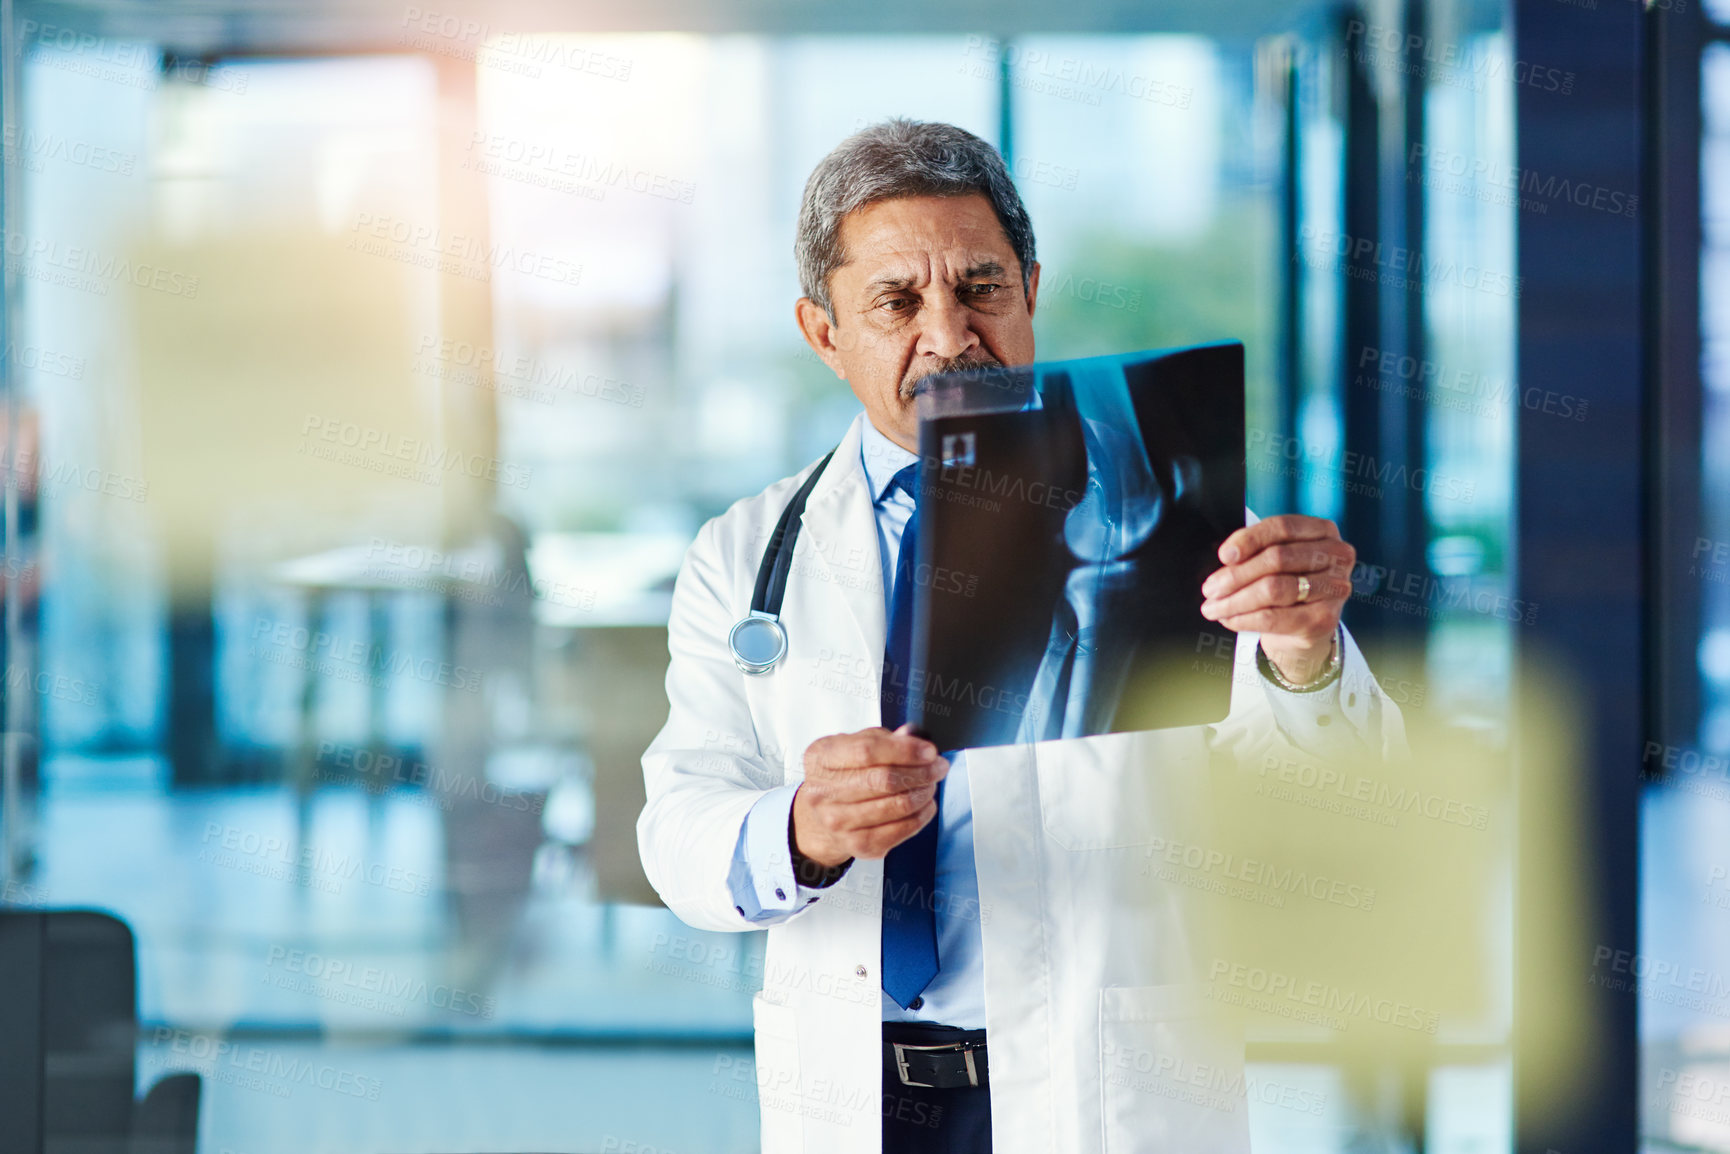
[0,908,201,1154]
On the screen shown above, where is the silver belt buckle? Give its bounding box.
[892,1041,980,1088]
[892,1042,935,1088]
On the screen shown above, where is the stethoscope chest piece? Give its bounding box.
[729,612,788,675]
[727,446,837,679]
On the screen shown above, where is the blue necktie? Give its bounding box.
[880,462,941,1009]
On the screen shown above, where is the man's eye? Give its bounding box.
[880,297,913,312]
[966,283,1001,297]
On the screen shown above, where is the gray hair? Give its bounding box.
[795,118,1036,318]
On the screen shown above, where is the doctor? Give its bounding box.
[638,119,1401,1154]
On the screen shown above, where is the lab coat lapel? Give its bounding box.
[797,413,888,693]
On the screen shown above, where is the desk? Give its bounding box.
[525,532,686,907]
[267,531,686,907]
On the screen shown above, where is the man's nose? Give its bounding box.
[915,296,982,361]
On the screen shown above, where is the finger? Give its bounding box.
[1202,572,1351,622]
[804,757,949,804]
[852,801,939,860]
[1201,540,1353,601]
[807,728,939,773]
[1218,515,1340,566]
[1215,604,1340,637]
[1205,570,1352,618]
[830,783,940,830]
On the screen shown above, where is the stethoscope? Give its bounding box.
[728,448,838,675]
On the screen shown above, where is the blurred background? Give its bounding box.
[0,0,1709,1150]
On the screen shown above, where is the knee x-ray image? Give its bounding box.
[908,342,1246,751]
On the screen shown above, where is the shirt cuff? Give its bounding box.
[725,784,833,925]
[1257,628,1373,763]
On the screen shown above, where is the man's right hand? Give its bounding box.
[792,724,949,867]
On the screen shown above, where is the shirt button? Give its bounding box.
[909,996,924,1010]
[775,888,786,901]
[856,965,868,978]
[1316,715,1332,727]
[1347,692,1357,708]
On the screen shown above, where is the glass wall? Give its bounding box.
[0,8,1522,1152]
[1643,18,1730,1150]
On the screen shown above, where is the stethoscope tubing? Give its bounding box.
[729,447,838,675]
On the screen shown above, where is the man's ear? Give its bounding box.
[795,297,848,380]
[1024,260,1042,319]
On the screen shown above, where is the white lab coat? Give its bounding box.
[638,411,1403,1154]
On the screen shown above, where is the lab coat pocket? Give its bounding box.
[1036,730,1204,850]
[752,993,804,1153]
[1097,984,1251,1154]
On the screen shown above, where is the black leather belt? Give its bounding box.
[882,1025,988,1089]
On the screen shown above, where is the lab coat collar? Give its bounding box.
[799,411,889,661]
[859,416,917,506]
[804,409,869,506]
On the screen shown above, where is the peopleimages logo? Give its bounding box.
[316,739,543,814]
[960,35,1194,109]
[263,945,496,1018]
[15,22,250,94]
[1408,144,1637,219]
[198,821,434,896]
[2,230,200,298]
[147,1028,381,1100]
[348,212,585,285]
[1350,561,1539,626]
[1297,224,1521,299]
[1589,945,1730,1017]
[0,443,149,502]
[1246,427,1478,504]
[413,336,644,408]
[1354,345,1588,423]
[1,125,136,175]
[298,414,533,490]
[1140,836,1378,912]
[1207,959,1441,1034]
[1344,20,1576,95]
[250,617,485,693]
[398,8,635,82]
[465,132,696,204]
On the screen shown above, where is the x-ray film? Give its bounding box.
[908,342,1246,750]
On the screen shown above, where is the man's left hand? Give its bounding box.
[1199,514,1356,687]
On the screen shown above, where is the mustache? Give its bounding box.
[900,352,1003,400]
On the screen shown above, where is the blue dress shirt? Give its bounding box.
[726,417,1371,1029]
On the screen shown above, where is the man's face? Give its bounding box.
[795,192,1040,451]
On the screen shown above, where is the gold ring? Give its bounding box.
[1296,575,1311,604]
